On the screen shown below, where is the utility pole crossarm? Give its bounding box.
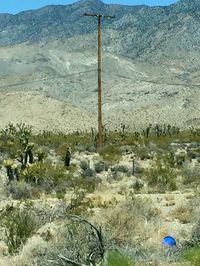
[84,13,115,19]
[84,13,99,17]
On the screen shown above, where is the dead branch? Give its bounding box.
[58,254,86,266]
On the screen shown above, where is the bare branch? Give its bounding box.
[58,254,86,266]
[67,215,105,259]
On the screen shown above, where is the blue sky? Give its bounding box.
[0,0,178,14]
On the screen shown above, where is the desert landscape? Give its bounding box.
[0,0,199,265]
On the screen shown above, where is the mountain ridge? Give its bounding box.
[0,0,198,67]
[0,0,200,131]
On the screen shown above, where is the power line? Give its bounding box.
[1,68,200,90]
[0,69,97,90]
[102,71,200,88]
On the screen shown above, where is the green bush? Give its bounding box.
[101,251,135,266]
[0,208,38,254]
[71,175,100,193]
[145,154,177,191]
[182,247,200,266]
[101,145,122,164]
[21,161,70,192]
[95,161,108,173]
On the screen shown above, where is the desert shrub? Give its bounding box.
[171,205,193,224]
[33,217,105,266]
[0,208,38,254]
[82,167,96,177]
[134,146,151,160]
[190,127,200,137]
[80,160,90,170]
[7,180,34,200]
[129,178,144,191]
[67,189,87,214]
[95,161,108,173]
[102,197,159,247]
[189,204,200,247]
[101,250,135,266]
[36,148,47,162]
[145,155,177,192]
[177,198,200,264]
[21,161,69,192]
[133,160,144,176]
[181,247,200,266]
[108,164,131,181]
[111,164,130,174]
[101,145,122,164]
[72,174,101,193]
[182,161,200,185]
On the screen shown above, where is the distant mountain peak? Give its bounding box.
[75,0,104,5]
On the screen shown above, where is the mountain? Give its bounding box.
[0,0,142,46]
[0,0,200,131]
[0,0,200,68]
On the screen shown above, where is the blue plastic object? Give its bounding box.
[162,236,176,247]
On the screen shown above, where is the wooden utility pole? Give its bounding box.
[84,13,115,153]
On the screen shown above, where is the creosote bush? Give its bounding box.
[145,154,177,192]
[0,208,38,254]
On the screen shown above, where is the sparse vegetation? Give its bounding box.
[7,180,34,200]
[171,205,193,224]
[0,207,38,254]
[0,123,199,265]
[101,251,135,266]
[145,154,177,192]
[181,247,200,266]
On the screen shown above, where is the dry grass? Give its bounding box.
[170,205,193,224]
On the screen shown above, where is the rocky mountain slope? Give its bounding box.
[0,0,200,131]
[1,0,200,66]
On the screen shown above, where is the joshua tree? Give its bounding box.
[17,150,26,170]
[65,147,72,167]
[3,160,19,182]
[24,143,34,164]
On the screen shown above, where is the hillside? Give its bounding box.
[0,0,200,131]
[1,0,200,66]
